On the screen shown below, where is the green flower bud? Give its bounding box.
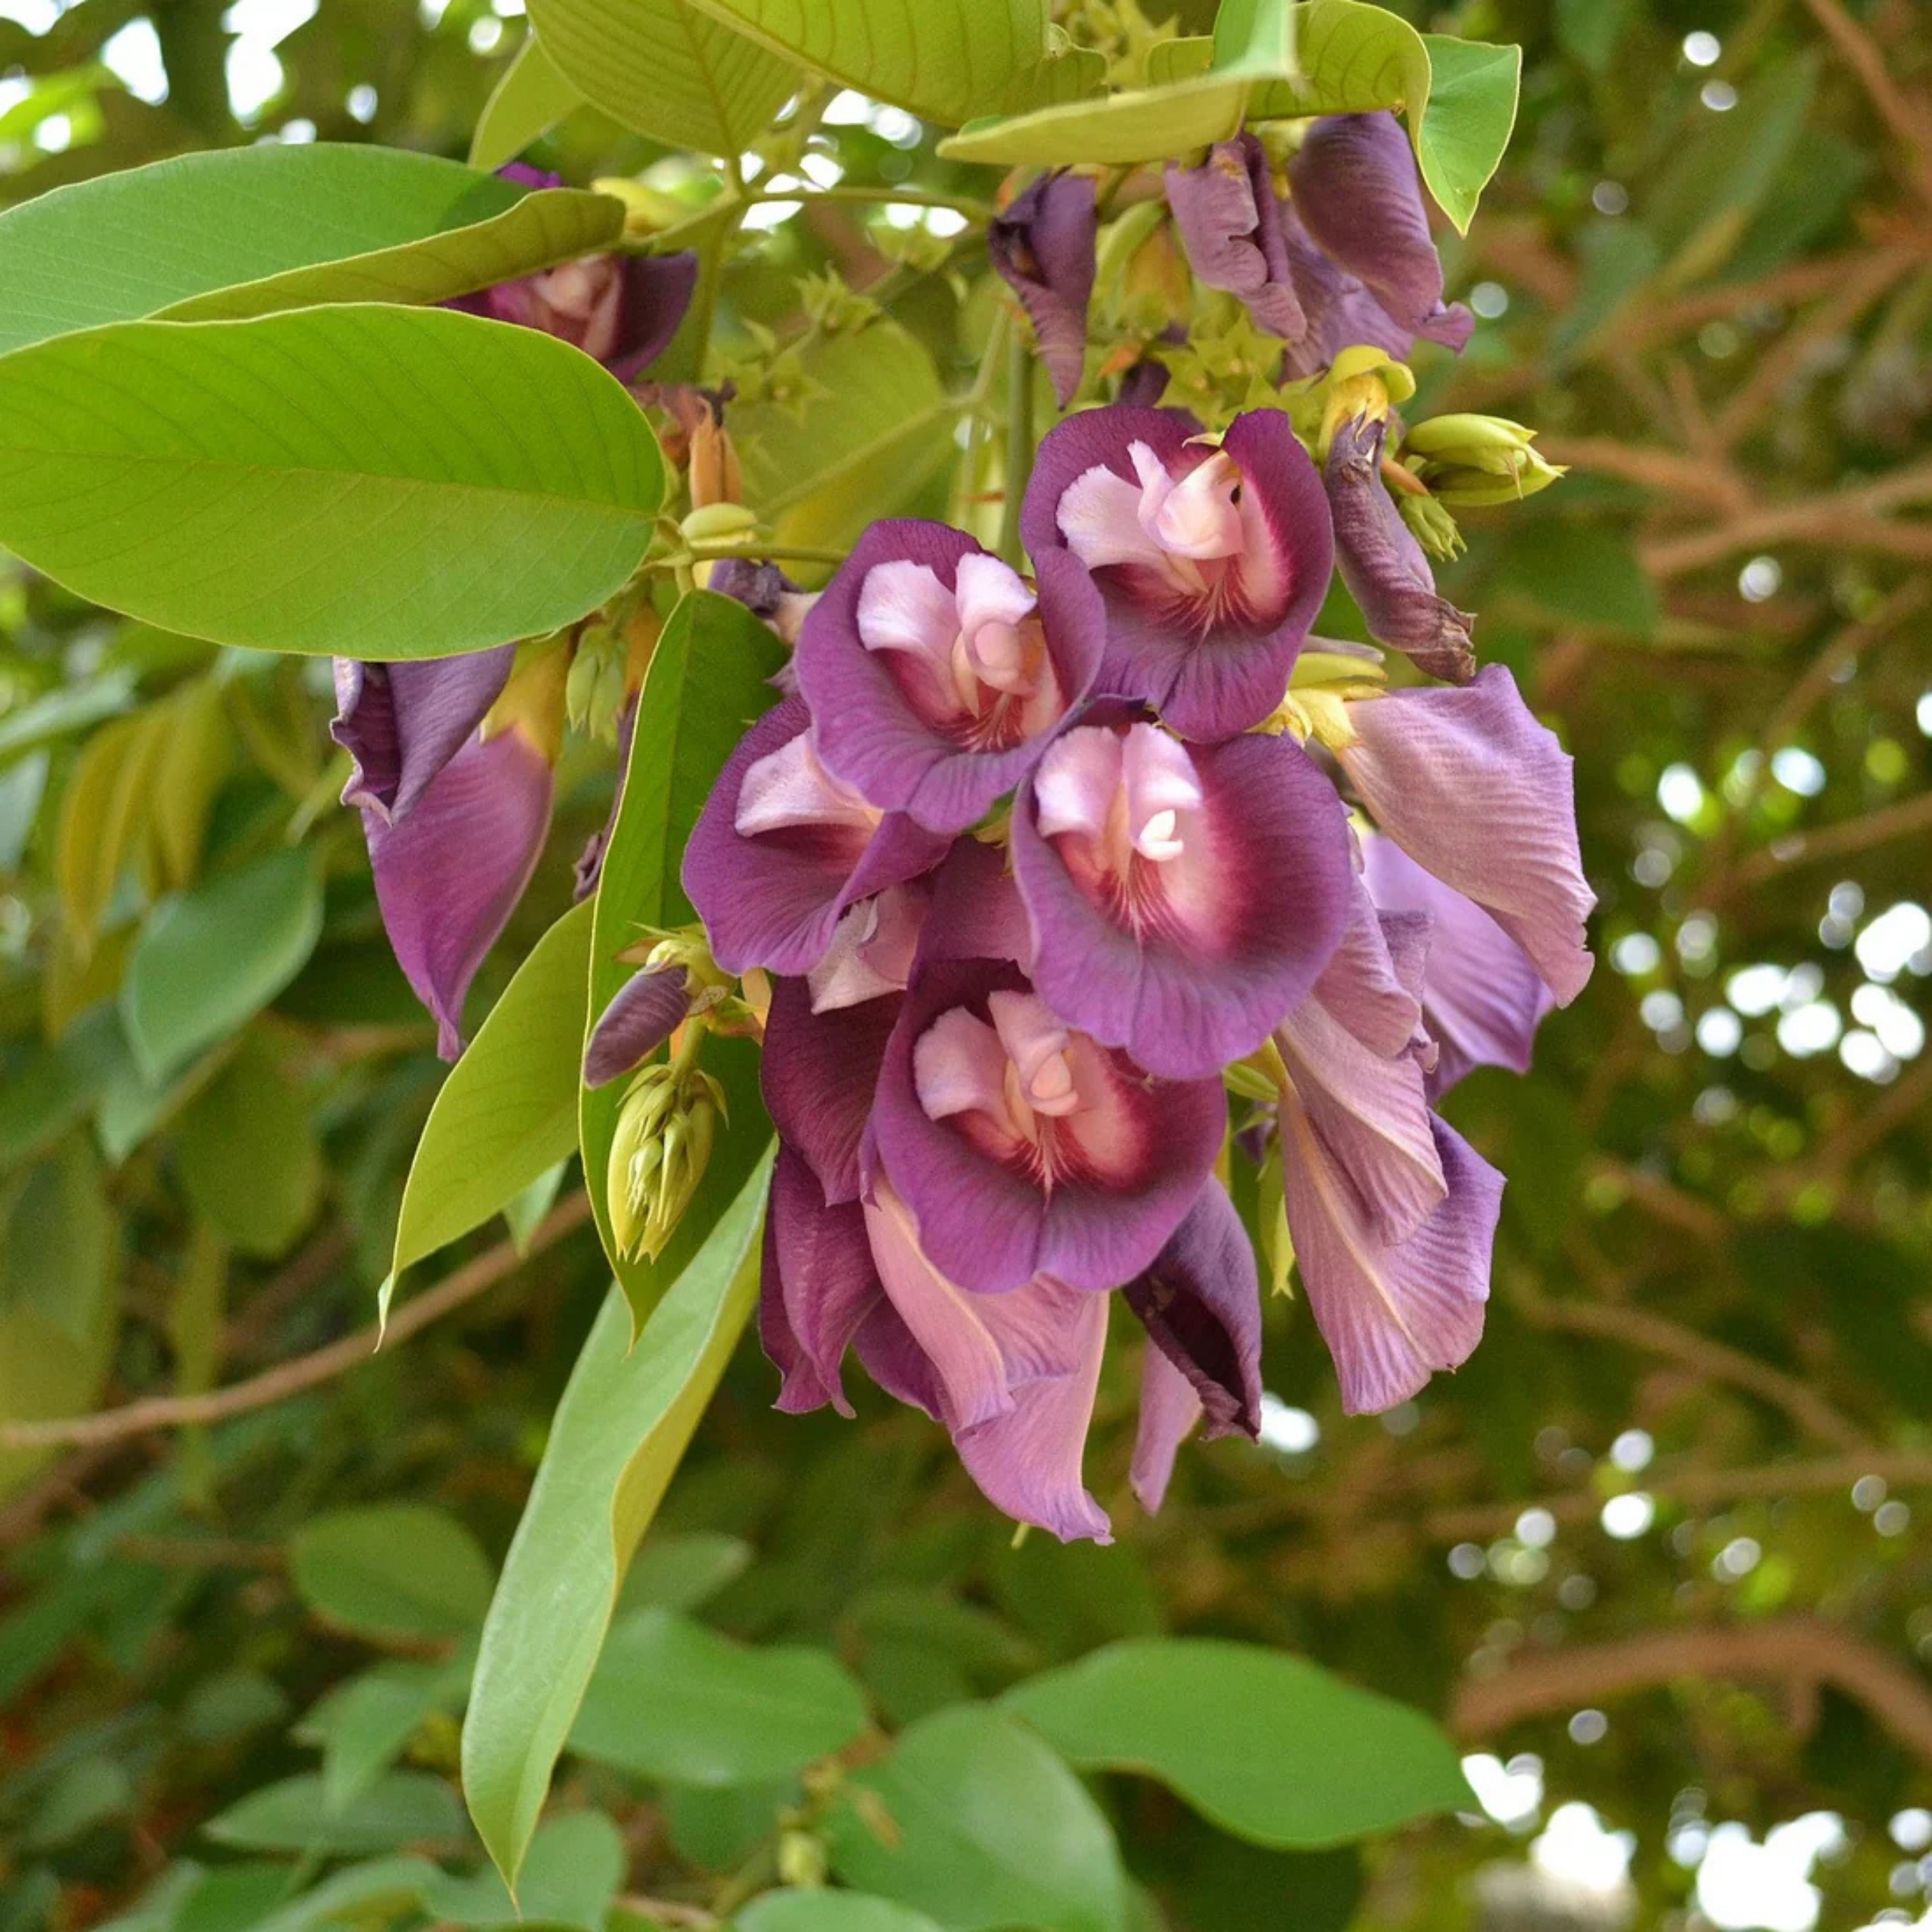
[680,502,763,547]
[776,1829,829,1890]
[1401,411,1538,459]
[607,1065,723,1263]
[566,624,629,745]
[1402,413,1566,506]
[1398,489,1465,561]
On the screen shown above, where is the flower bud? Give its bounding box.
[1397,489,1465,561]
[590,177,692,238]
[1402,413,1566,505]
[776,1829,828,1890]
[566,623,629,745]
[607,1064,723,1263]
[688,413,743,510]
[681,502,761,546]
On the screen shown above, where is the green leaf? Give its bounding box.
[0,1135,114,1342]
[581,590,785,1321]
[470,36,585,171]
[525,0,797,156]
[572,1608,869,1786]
[288,1503,494,1644]
[826,1706,1126,1932]
[937,73,1250,167]
[461,1143,774,1887]
[394,897,595,1279]
[0,145,623,353]
[0,305,666,659]
[120,849,324,1086]
[248,1860,442,1932]
[1413,35,1521,235]
[1000,1639,1473,1848]
[173,1035,322,1259]
[1243,1,1429,122]
[1209,0,1299,80]
[735,1895,946,1932]
[420,1812,626,1930]
[684,0,1048,125]
[299,1663,460,1813]
[618,1530,754,1614]
[203,1772,466,1855]
[0,1006,132,1172]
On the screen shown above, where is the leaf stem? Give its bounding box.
[688,541,852,567]
[998,328,1035,568]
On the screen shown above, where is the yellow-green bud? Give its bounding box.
[566,624,629,745]
[680,502,762,547]
[1402,414,1566,506]
[776,1829,828,1890]
[607,1065,723,1263]
[1398,490,1465,561]
[1402,412,1536,459]
[590,177,691,238]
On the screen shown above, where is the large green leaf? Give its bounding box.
[0,305,666,659]
[1413,34,1521,235]
[121,849,325,1086]
[685,0,1048,126]
[581,590,786,1322]
[526,0,797,157]
[421,1813,625,1930]
[288,1503,495,1644]
[203,1773,467,1855]
[826,1706,1126,1932]
[470,36,585,171]
[462,1144,774,1887]
[173,1035,323,1260]
[0,145,623,353]
[736,1896,946,1932]
[937,72,1251,167]
[394,897,595,1279]
[571,1608,869,1786]
[1000,1639,1473,1848]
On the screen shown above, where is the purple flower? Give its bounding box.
[867,957,1226,1294]
[680,694,951,979]
[1164,135,1303,338]
[1335,667,1596,1005]
[583,965,691,1087]
[331,649,514,824]
[759,971,902,1205]
[1022,406,1333,740]
[1010,716,1352,1077]
[989,170,1098,409]
[1325,409,1475,683]
[364,723,554,1058]
[795,522,1105,835]
[1361,833,1553,1093]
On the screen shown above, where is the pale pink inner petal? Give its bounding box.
[914,1007,1012,1123]
[1033,726,1123,844]
[858,560,961,665]
[529,256,623,361]
[1142,448,1244,560]
[1051,1034,1152,1186]
[953,554,1040,696]
[806,884,924,1012]
[736,730,879,838]
[986,990,1080,1119]
[1058,458,1173,572]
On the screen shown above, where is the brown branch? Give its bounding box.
[0,1194,595,1453]
[1587,1159,1730,1247]
[1728,787,1932,887]
[1538,436,1749,514]
[1797,0,1932,208]
[1804,1053,1932,1186]
[1453,1616,1932,1765]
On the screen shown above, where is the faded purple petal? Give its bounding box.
[1325,411,1475,683]
[764,1147,882,1417]
[680,695,950,978]
[1166,134,1304,339]
[1289,113,1473,351]
[1116,356,1172,409]
[1023,406,1334,740]
[990,170,1098,409]
[1338,667,1595,1005]
[1130,1345,1202,1516]
[1307,869,1426,1060]
[1122,1176,1262,1440]
[806,882,927,1013]
[761,973,898,1205]
[331,648,515,824]
[450,247,696,380]
[364,726,553,1060]
[796,522,1103,834]
[1013,723,1352,1078]
[1281,1098,1501,1415]
[583,967,689,1087]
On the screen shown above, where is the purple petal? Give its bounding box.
[1166,134,1305,339]
[1116,356,1172,409]
[1013,725,1352,1078]
[1130,1345,1202,1516]
[917,838,1035,972]
[1306,870,1425,1060]
[331,648,515,824]
[869,958,1226,1294]
[1361,832,1555,1092]
[1121,1176,1262,1440]
[1288,114,1473,350]
[989,170,1098,408]
[796,522,1103,835]
[1274,202,1415,379]
[450,248,696,379]
[604,251,700,382]
[680,695,950,977]
[1282,1101,1501,1415]
[1325,411,1475,683]
[364,726,553,1059]
[766,1146,882,1417]
[1338,667,1595,1005]
[1023,406,1334,740]
[583,966,690,1087]
[761,974,899,1206]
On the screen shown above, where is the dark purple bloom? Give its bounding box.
[706,559,816,646]
[680,695,951,979]
[760,1146,882,1417]
[583,965,691,1087]
[867,957,1225,1295]
[1164,134,1304,338]
[760,972,900,1205]
[1022,406,1333,740]
[1325,409,1475,683]
[989,170,1098,409]
[1335,666,1595,1005]
[795,522,1105,835]
[331,648,514,824]
[364,724,553,1059]
[1010,717,1352,1078]
[1361,833,1554,1093]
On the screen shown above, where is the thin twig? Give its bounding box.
[1796,0,1932,208]
[1727,788,1932,887]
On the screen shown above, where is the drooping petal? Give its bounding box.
[870,957,1226,1294]
[364,726,553,1059]
[1281,1096,1501,1415]
[583,965,690,1086]
[1337,666,1596,1004]
[761,973,899,1205]
[1308,868,1426,1060]
[331,648,515,824]
[1361,832,1554,1091]
[681,695,951,977]
[989,170,1098,408]
[1130,1345,1203,1516]
[1274,201,1415,379]
[1023,406,1333,740]
[764,1147,882,1417]
[1014,723,1353,1078]
[1121,1176,1262,1438]
[796,522,1103,834]
[1165,134,1304,339]
[1325,411,1475,683]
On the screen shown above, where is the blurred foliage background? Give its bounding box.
[1,0,1930,1927]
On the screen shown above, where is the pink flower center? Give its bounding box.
[526,255,625,364]
[736,730,879,841]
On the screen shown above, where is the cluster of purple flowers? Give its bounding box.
[683,397,1594,1544]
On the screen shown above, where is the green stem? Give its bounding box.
[688,542,852,567]
[748,182,995,220]
[999,330,1036,569]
